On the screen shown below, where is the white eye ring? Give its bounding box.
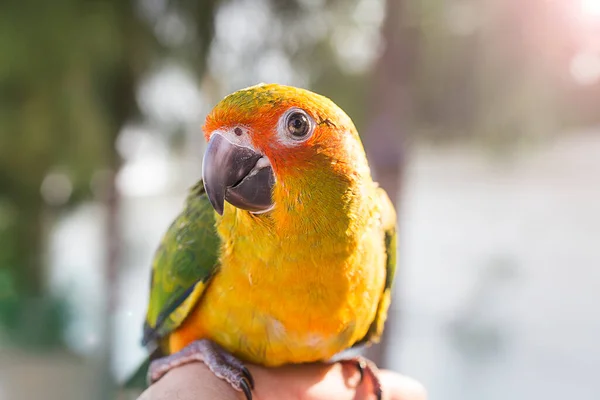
[276,107,315,145]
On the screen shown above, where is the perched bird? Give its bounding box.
[142,83,397,399]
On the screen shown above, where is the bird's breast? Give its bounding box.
[183,212,386,366]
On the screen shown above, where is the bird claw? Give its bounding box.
[241,366,255,389]
[341,356,382,400]
[239,377,253,400]
[148,339,255,399]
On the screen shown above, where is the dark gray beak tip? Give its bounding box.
[202,139,226,215]
[204,183,224,215]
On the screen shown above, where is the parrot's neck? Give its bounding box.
[218,163,377,264]
[276,170,370,228]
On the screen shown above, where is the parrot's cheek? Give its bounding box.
[203,132,275,215]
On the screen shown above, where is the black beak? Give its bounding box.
[202,133,275,215]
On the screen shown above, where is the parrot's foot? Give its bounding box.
[148,339,255,400]
[340,356,382,400]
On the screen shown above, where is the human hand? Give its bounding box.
[137,361,426,400]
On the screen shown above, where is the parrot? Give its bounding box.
[141,83,397,400]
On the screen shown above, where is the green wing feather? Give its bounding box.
[354,187,397,347]
[142,181,220,346]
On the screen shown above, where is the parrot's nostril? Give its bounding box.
[234,127,243,136]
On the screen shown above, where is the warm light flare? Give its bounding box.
[581,0,600,17]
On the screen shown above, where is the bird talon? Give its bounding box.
[242,366,255,389]
[240,377,253,400]
[355,359,367,383]
[375,386,382,400]
[340,356,382,399]
[148,340,254,399]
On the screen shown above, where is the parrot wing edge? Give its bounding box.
[352,187,397,348]
[141,180,221,348]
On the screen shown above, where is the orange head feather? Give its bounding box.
[203,83,368,183]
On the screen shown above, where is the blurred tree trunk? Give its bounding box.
[96,2,143,398]
[475,0,558,149]
[363,0,418,368]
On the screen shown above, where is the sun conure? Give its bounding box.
[141,83,397,400]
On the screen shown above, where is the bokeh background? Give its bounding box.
[1,0,599,399]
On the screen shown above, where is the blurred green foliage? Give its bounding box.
[0,268,69,348]
[0,0,146,348]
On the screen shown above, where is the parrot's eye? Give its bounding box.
[282,108,314,141]
[277,107,315,145]
[286,112,310,138]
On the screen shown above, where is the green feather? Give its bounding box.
[143,181,220,345]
